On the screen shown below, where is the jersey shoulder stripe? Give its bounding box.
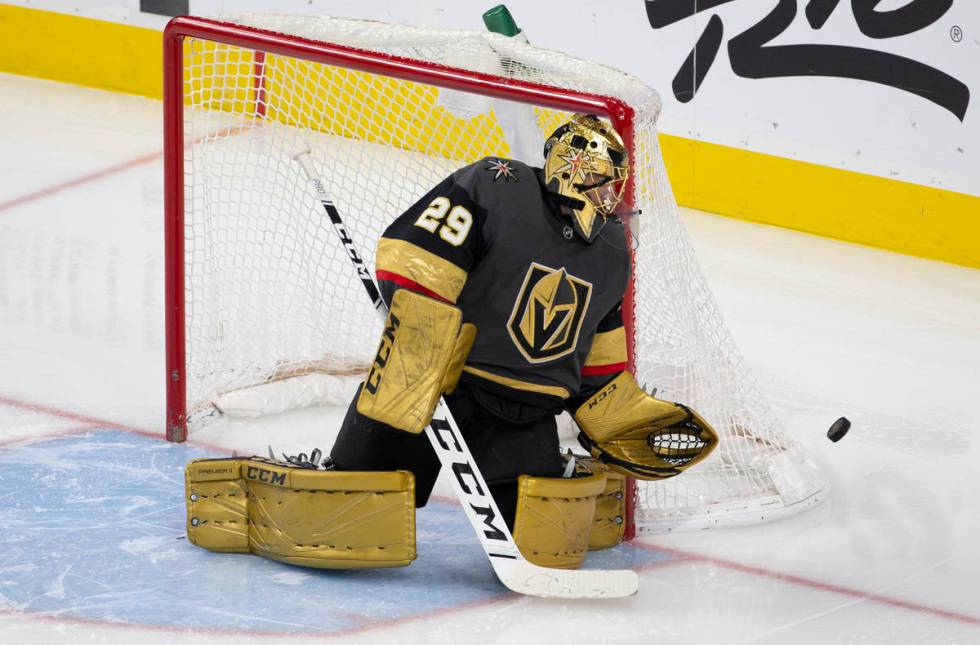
[375,238,468,303]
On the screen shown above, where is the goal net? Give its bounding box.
[164,15,824,535]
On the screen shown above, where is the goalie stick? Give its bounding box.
[294,148,638,599]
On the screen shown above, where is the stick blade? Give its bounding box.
[499,561,638,599]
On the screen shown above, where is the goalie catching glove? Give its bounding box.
[357,288,476,433]
[574,371,718,480]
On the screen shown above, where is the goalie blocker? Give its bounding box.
[356,288,476,434]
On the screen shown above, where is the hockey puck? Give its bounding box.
[827,417,851,442]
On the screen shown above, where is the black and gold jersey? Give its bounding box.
[374,157,631,411]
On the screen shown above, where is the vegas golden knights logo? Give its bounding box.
[507,263,593,363]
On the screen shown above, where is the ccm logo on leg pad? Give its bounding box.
[244,465,287,486]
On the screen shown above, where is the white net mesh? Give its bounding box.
[173,15,824,532]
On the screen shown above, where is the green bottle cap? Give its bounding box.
[483,5,521,37]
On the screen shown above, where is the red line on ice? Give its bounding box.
[0,124,260,214]
[0,424,107,448]
[0,395,162,440]
[637,542,980,627]
[0,395,226,454]
[0,151,162,213]
[0,587,520,639]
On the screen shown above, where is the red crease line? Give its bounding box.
[0,580,518,639]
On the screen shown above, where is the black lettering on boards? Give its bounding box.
[646,0,969,120]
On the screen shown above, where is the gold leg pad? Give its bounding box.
[589,468,628,550]
[185,458,416,569]
[185,458,250,553]
[512,470,607,570]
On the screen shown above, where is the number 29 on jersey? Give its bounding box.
[414,197,473,246]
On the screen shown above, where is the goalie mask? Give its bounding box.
[543,114,629,243]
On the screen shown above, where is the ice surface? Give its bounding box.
[1,73,978,643]
[0,429,665,633]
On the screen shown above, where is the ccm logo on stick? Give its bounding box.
[431,416,508,542]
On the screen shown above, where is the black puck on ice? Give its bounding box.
[827,417,851,442]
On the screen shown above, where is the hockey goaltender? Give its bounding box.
[184,115,718,571]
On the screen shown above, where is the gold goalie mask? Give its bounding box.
[543,114,629,243]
